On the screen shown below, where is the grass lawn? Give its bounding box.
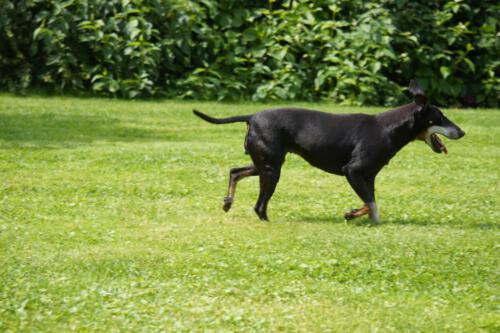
[0,94,499,332]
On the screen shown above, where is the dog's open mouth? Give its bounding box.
[430,133,447,154]
[419,124,465,154]
[418,131,448,154]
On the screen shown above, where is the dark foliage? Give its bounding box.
[0,0,498,106]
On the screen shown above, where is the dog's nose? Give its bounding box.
[457,128,465,138]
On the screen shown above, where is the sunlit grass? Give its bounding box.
[0,94,499,332]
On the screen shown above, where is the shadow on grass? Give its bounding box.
[388,218,500,230]
[291,213,499,230]
[0,112,176,148]
[290,214,356,225]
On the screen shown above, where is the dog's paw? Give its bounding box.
[344,208,359,220]
[223,197,233,212]
[344,212,355,220]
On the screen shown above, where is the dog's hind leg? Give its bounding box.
[224,165,258,212]
[254,165,282,221]
[245,121,285,221]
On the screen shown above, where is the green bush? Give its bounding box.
[0,0,498,106]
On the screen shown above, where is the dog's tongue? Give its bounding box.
[432,133,448,154]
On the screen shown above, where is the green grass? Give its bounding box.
[0,94,499,332]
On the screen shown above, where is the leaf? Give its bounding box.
[314,73,325,91]
[463,58,475,73]
[127,19,140,39]
[91,74,104,83]
[33,27,46,40]
[440,66,451,79]
[242,29,258,42]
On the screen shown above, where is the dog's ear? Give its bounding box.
[408,79,425,95]
[408,79,428,107]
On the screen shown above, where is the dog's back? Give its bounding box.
[247,108,375,174]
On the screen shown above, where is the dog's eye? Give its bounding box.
[429,120,433,125]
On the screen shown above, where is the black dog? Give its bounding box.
[193,80,465,222]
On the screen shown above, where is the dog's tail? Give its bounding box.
[193,109,251,124]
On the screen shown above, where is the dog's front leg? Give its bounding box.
[344,204,370,220]
[343,166,380,222]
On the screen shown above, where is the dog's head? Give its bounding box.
[409,80,465,154]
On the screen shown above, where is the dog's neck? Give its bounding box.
[376,103,422,152]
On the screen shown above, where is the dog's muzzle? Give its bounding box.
[418,125,465,154]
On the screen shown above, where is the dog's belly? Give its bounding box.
[289,148,348,175]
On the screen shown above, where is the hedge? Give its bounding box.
[0,0,498,106]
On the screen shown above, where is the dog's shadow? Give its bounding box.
[290,214,498,230]
[291,214,380,227]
